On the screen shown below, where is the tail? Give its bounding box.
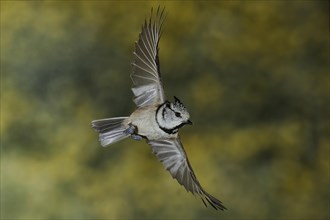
[91,117,129,147]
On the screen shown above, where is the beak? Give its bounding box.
[186,120,193,125]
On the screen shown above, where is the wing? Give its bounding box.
[148,138,226,210]
[131,7,167,107]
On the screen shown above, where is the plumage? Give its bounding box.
[131,7,167,107]
[91,117,129,147]
[91,6,226,211]
[148,138,226,210]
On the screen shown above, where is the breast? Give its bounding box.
[129,106,177,140]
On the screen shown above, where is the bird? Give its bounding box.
[91,7,226,211]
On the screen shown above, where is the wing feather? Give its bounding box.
[131,7,166,107]
[148,138,226,210]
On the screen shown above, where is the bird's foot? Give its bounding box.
[131,134,143,141]
[124,124,135,135]
[125,124,143,141]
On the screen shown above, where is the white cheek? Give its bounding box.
[167,119,178,127]
[164,117,181,128]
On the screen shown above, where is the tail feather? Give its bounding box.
[91,117,129,147]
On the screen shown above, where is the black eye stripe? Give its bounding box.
[167,105,175,113]
[162,102,183,118]
[175,112,181,117]
[168,106,182,118]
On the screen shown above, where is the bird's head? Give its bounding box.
[156,97,192,134]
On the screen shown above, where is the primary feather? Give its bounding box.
[149,138,226,210]
[131,7,167,107]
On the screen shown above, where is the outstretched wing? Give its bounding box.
[148,138,226,210]
[131,7,167,107]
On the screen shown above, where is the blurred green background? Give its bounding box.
[1,1,329,219]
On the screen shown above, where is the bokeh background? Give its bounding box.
[1,1,329,219]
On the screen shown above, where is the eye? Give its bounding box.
[175,112,181,118]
